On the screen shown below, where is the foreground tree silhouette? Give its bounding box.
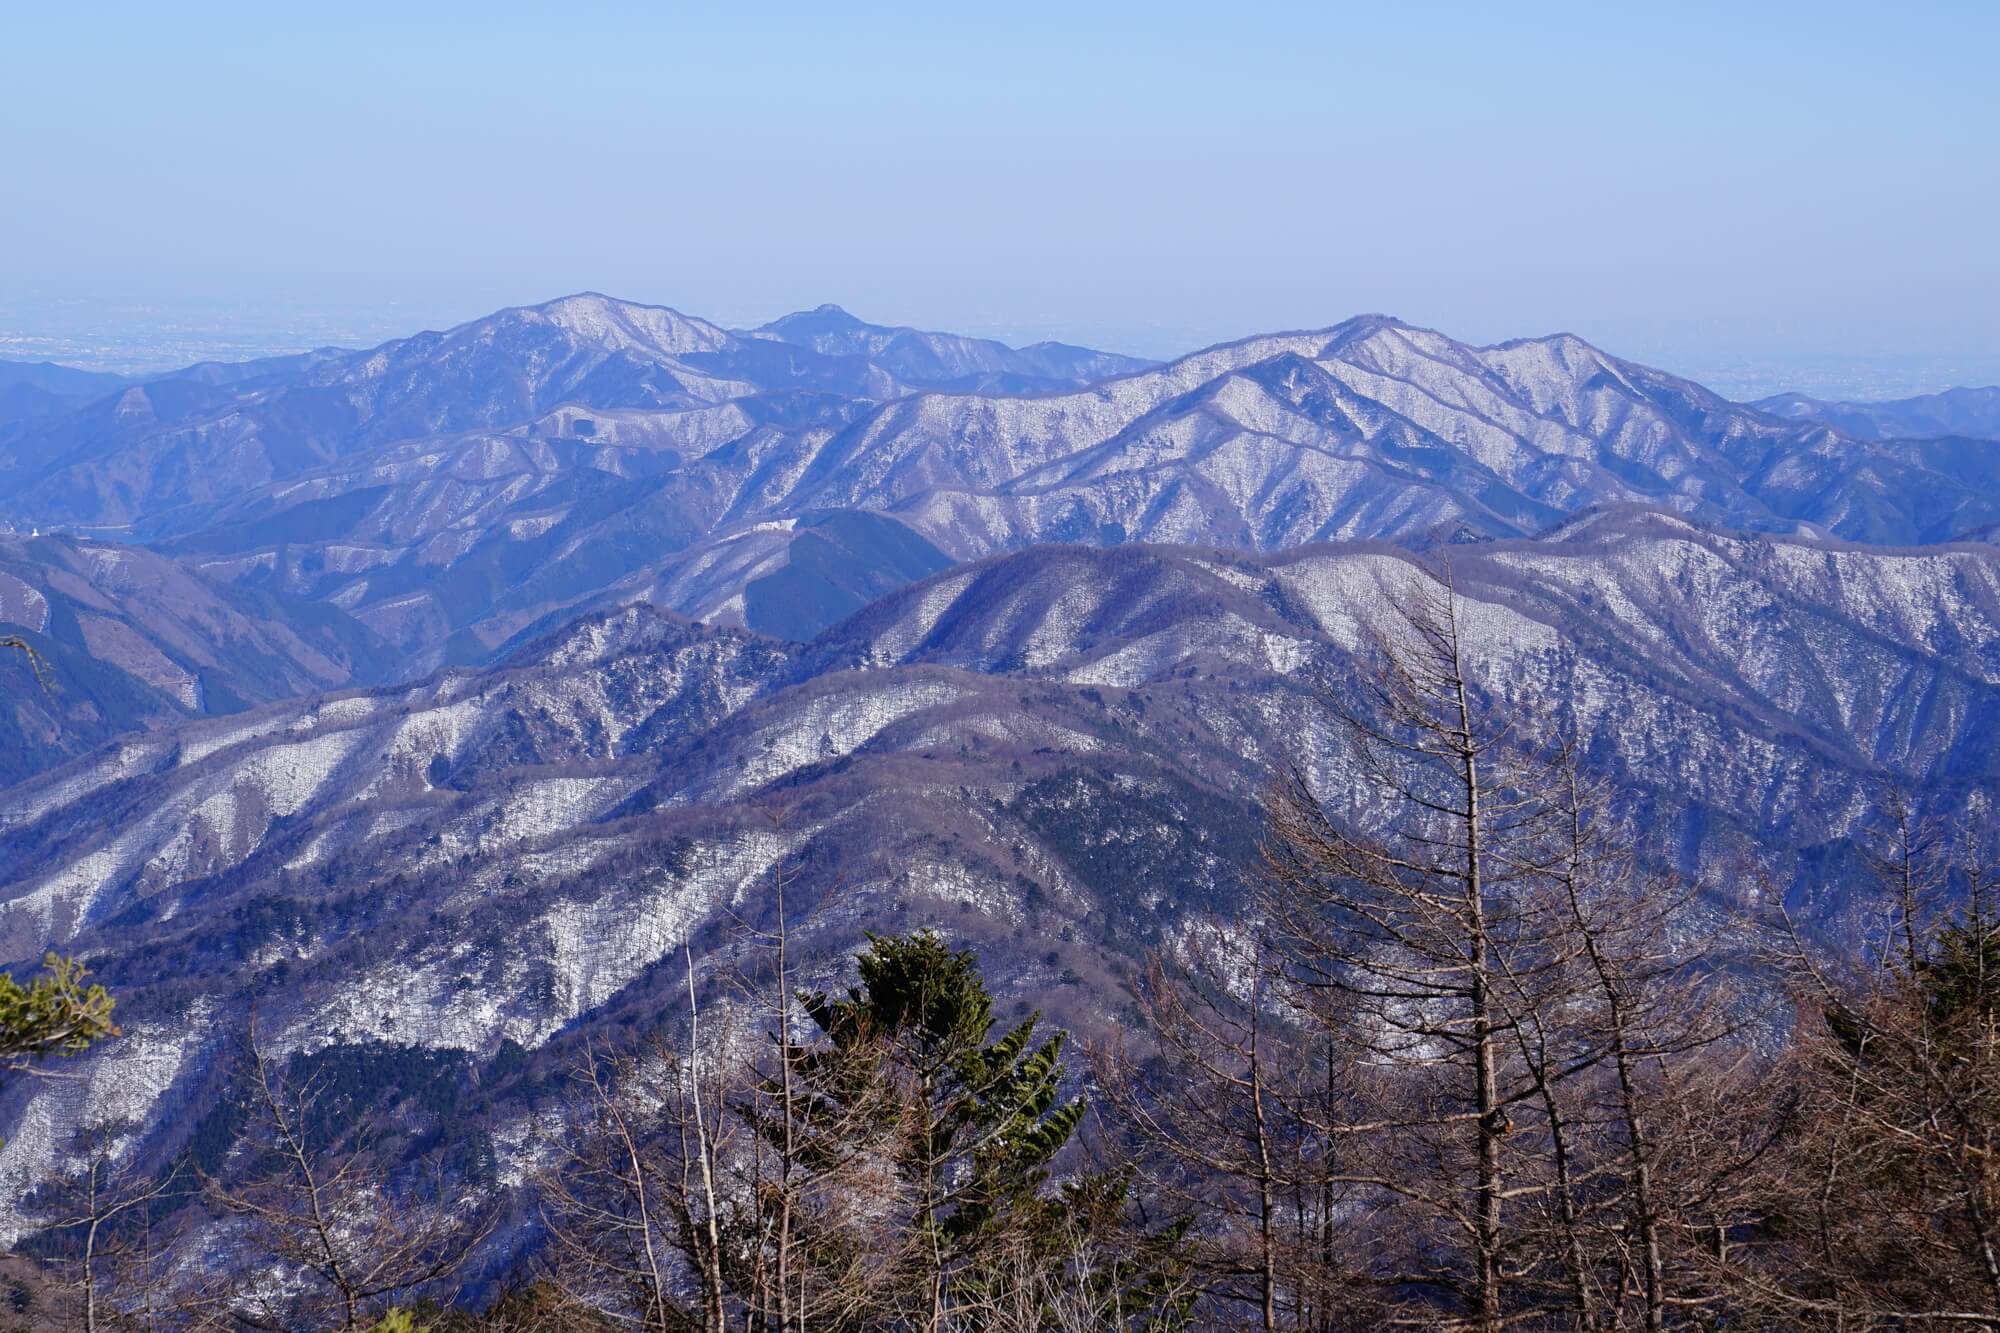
[0,954,117,1073]
[206,1026,495,1330]
[1257,573,1545,1331]
[1244,572,1752,1330]
[791,930,1189,1328]
[544,929,1190,1330]
[1733,835,2000,1326]
[1094,920,1364,1331]
[29,1131,184,1333]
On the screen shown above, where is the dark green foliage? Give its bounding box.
[1032,1169,1195,1329]
[1918,912,2000,1023]
[1828,907,2000,1060]
[1011,768,1258,940]
[0,952,116,1154]
[0,954,116,1066]
[806,930,1081,1247]
[775,930,1188,1324]
[359,1310,422,1333]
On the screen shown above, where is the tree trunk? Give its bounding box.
[1251,996,1278,1333]
[1455,645,1503,1333]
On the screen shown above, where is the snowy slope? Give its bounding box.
[7,296,2000,753]
[3,519,1998,1236]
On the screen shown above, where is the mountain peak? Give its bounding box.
[1339,312,1410,332]
[508,292,733,356]
[500,601,715,672]
[757,304,876,338]
[1309,312,1415,353]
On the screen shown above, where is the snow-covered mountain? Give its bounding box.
[3,514,1996,1230]
[6,297,1999,696]
[0,294,1146,530]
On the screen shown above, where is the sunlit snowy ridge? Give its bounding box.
[2,514,1998,1230]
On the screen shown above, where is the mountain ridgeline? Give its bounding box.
[5,295,2000,699]
[1754,383,2000,442]
[0,533,393,784]
[4,513,2000,1223]
[1,295,1998,1320]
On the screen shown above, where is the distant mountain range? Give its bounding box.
[6,295,2000,705]
[749,302,1157,392]
[1753,384,2000,442]
[0,359,128,426]
[5,295,2000,1267]
[4,511,1997,1227]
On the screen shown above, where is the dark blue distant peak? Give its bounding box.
[761,304,875,335]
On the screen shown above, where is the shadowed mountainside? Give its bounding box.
[1755,384,2000,442]
[0,533,393,784]
[7,296,2000,692]
[3,514,1997,1238]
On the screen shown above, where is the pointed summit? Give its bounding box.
[756,304,875,339]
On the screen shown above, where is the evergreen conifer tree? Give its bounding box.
[782,929,1189,1327]
[0,954,116,1071]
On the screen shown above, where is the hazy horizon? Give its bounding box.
[4,289,1994,405]
[6,1,1997,399]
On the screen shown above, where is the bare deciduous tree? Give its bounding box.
[1258,572,1561,1330]
[205,1024,495,1331]
[1246,572,1754,1330]
[1095,920,1364,1330]
[1724,826,2000,1328]
[30,1128,186,1333]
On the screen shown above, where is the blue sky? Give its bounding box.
[4,1,1996,392]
